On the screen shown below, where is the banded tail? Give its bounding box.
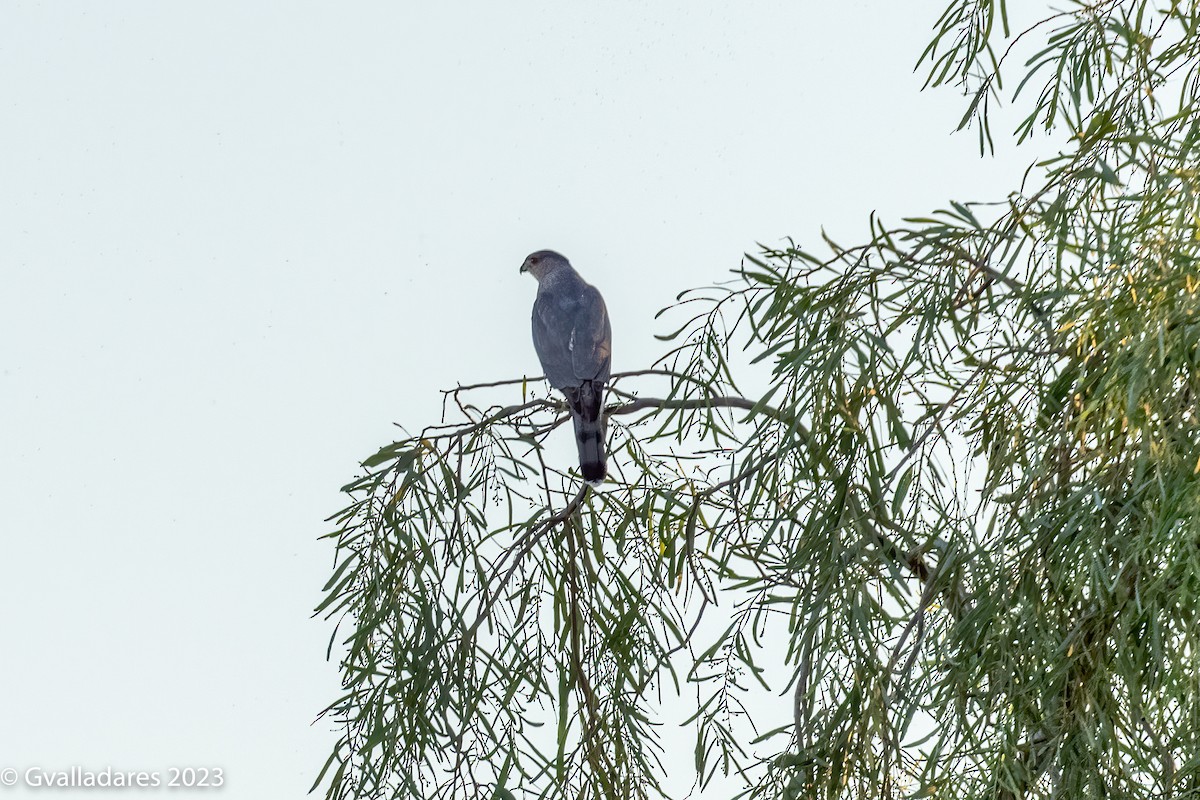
[566,381,607,486]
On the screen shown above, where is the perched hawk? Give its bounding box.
[520,250,612,486]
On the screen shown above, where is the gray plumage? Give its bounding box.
[520,250,612,486]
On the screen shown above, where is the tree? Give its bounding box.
[315,2,1200,797]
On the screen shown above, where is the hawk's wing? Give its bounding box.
[532,280,611,390]
[571,283,611,384]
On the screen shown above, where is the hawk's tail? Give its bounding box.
[568,381,607,487]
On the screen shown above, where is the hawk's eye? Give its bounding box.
[530,257,540,265]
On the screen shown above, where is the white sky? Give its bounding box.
[0,1,1033,796]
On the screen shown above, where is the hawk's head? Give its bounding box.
[520,250,570,281]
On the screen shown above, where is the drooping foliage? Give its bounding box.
[316,3,1200,797]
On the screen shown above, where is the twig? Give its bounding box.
[609,395,796,429]
[417,398,558,442]
[445,375,543,393]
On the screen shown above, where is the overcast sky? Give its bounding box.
[0,2,1032,796]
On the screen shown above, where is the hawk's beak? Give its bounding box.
[519,263,528,274]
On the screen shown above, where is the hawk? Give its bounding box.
[520,250,612,486]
